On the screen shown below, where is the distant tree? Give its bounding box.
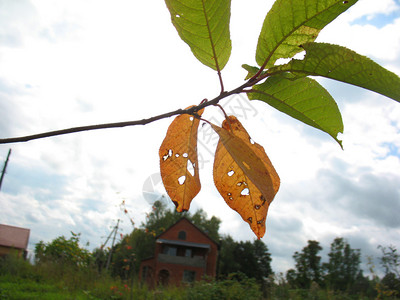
[219,236,273,283]
[218,235,241,276]
[351,270,376,297]
[34,241,45,264]
[379,245,400,278]
[143,200,181,236]
[289,240,323,289]
[323,237,361,292]
[286,268,297,288]
[34,232,91,267]
[378,245,400,296]
[253,239,273,280]
[110,228,154,279]
[234,241,263,281]
[92,247,108,272]
[381,273,400,298]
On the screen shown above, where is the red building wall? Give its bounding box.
[139,218,218,287]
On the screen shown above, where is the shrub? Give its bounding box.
[186,273,262,300]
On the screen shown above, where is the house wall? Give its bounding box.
[0,246,24,258]
[140,258,156,287]
[157,219,218,278]
[0,224,30,259]
[151,261,206,285]
[139,218,219,287]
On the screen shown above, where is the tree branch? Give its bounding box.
[0,81,255,145]
[0,108,187,144]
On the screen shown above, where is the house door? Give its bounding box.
[158,269,170,286]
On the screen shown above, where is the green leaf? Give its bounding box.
[256,0,357,69]
[164,0,232,71]
[242,64,260,80]
[273,43,400,103]
[248,74,343,147]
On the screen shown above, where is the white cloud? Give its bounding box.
[344,0,399,21]
[0,0,399,277]
[318,1,400,61]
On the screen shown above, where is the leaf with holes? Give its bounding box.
[159,107,204,212]
[164,0,232,71]
[212,116,280,238]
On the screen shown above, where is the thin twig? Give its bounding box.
[213,103,234,132]
[0,109,185,144]
[214,103,229,121]
[217,70,225,94]
[0,76,264,145]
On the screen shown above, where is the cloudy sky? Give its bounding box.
[0,0,399,275]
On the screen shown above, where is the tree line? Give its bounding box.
[33,201,400,298]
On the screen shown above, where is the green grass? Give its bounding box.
[0,277,98,300]
[1,254,398,299]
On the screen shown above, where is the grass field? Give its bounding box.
[0,254,398,299]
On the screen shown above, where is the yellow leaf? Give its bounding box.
[212,116,280,238]
[159,107,204,212]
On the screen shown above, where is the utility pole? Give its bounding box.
[105,219,120,270]
[0,149,11,192]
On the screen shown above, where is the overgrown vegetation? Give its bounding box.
[1,202,400,299]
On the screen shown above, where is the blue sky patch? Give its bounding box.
[379,142,400,159]
[351,9,400,29]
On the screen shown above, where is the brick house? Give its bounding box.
[0,224,30,259]
[139,218,219,287]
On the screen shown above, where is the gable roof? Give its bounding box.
[157,217,219,247]
[0,224,30,250]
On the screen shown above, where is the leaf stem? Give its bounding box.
[214,104,229,120]
[217,70,225,94]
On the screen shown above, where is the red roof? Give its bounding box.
[0,224,30,250]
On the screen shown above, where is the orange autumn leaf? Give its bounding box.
[212,116,280,238]
[159,106,204,212]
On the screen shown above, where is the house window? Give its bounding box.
[184,248,192,257]
[183,270,196,283]
[178,230,186,240]
[162,245,177,256]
